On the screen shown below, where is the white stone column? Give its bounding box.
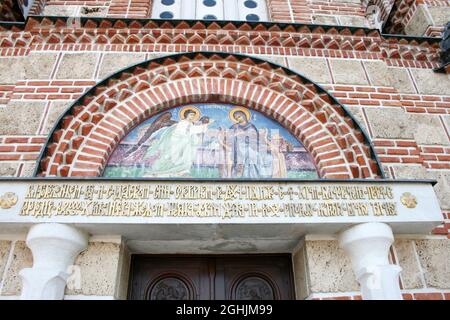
[338,222,402,300]
[19,223,88,300]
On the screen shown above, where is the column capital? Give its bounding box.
[19,223,88,300]
[338,222,402,300]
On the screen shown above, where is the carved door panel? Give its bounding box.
[215,256,294,300]
[128,257,213,300]
[128,255,294,300]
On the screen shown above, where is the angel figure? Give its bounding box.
[142,106,214,177]
[124,111,176,161]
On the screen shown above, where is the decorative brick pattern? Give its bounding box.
[0,136,46,162]
[35,53,382,178]
[9,80,96,101]
[0,17,441,69]
[373,140,450,169]
[385,0,450,35]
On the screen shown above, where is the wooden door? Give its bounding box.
[128,255,294,300]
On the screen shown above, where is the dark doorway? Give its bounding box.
[128,255,295,300]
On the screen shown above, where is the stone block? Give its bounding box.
[0,241,12,290]
[329,59,368,85]
[405,5,432,36]
[287,57,332,84]
[305,240,359,293]
[0,163,18,177]
[292,245,309,299]
[98,53,147,80]
[1,241,33,295]
[44,101,70,134]
[0,53,57,84]
[365,108,414,139]
[345,106,368,132]
[393,165,429,180]
[427,7,450,26]
[408,114,449,145]
[254,55,286,66]
[43,5,78,16]
[431,172,450,210]
[411,69,450,95]
[19,162,37,177]
[387,68,416,94]
[56,53,99,80]
[65,242,120,296]
[147,53,166,60]
[414,239,450,289]
[115,243,131,300]
[444,116,450,132]
[394,239,424,289]
[364,61,392,87]
[0,101,46,135]
[338,16,368,28]
[312,15,338,25]
[382,165,392,178]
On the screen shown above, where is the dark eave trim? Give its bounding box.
[0,176,438,186]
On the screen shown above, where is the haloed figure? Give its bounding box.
[143,106,214,177]
[229,109,263,178]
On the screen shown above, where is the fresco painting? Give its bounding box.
[103,104,319,179]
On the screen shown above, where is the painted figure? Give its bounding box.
[124,111,176,161]
[142,106,214,177]
[228,107,271,178]
[261,131,287,178]
[103,103,319,180]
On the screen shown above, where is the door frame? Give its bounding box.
[127,254,296,300]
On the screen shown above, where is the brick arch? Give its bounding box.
[35,52,384,179]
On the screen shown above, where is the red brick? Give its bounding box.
[414,293,443,300]
[16,145,42,152]
[0,154,20,160]
[4,137,28,143]
[0,146,15,152]
[396,141,417,147]
[386,148,408,155]
[402,293,413,300]
[421,146,444,153]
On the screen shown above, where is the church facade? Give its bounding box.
[0,0,449,300]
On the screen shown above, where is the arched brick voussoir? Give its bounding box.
[69,78,353,179]
[35,52,383,179]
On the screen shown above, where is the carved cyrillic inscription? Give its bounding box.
[18,183,399,219]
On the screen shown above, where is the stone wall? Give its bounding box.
[0,238,127,299]
[0,43,447,230]
[293,237,450,300]
[0,1,449,300]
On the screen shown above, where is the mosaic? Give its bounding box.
[103,104,318,179]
